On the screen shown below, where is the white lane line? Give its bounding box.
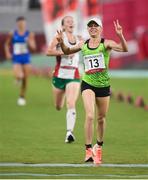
[0,173,148,178]
[0,163,148,168]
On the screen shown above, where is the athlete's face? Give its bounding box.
[17,20,26,30]
[87,22,102,38]
[62,16,74,33]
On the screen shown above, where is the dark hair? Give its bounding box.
[16,16,26,22]
[61,17,66,31]
[61,17,65,26]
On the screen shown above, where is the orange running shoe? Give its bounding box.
[85,148,93,162]
[92,144,102,165]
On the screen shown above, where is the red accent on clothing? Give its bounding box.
[53,56,61,77]
[53,56,80,79]
[60,66,77,69]
[74,68,80,79]
[86,68,104,74]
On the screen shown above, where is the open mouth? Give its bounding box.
[90,29,97,33]
[69,25,74,29]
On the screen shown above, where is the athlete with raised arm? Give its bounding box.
[47,16,81,143]
[57,18,128,164]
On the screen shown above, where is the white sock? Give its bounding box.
[66,108,76,132]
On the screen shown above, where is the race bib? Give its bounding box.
[13,43,28,55]
[83,53,105,73]
[60,53,79,68]
[58,68,75,79]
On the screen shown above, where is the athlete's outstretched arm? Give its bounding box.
[4,32,13,60]
[47,38,64,56]
[57,30,83,55]
[105,20,128,52]
[46,35,64,56]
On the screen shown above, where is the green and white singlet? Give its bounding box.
[81,39,110,88]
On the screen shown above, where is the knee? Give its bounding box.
[16,73,24,80]
[66,100,75,109]
[86,112,94,122]
[97,114,106,124]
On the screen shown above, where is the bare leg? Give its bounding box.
[96,96,110,143]
[65,82,80,109]
[52,86,65,111]
[65,82,80,132]
[82,89,96,145]
[20,64,31,98]
[13,64,24,82]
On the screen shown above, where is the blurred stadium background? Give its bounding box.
[0,0,148,179]
[0,0,148,68]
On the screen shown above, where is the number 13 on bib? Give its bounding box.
[83,53,106,74]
